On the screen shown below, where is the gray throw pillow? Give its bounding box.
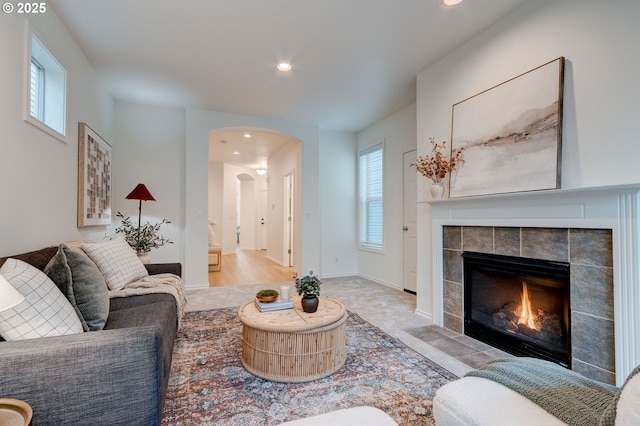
[47,244,109,331]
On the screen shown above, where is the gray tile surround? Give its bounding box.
[442,225,616,384]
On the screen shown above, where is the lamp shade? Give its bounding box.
[0,275,25,312]
[125,184,156,202]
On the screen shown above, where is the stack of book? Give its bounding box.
[255,298,294,312]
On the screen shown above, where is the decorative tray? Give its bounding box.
[256,295,278,303]
[0,398,32,426]
[256,289,279,303]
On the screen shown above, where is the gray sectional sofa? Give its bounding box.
[0,246,181,425]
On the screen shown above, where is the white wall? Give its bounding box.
[112,102,184,264]
[356,104,417,288]
[219,165,253,254]
[239,177,257,250]
[221,164,239,254]
[266,140,299,267]
[416,0,640,317]
[207,161,223,243]
[319,130,358,277]
[0,12,112,256]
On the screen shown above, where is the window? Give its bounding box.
[358,143,383,251]
[25,24,67,141]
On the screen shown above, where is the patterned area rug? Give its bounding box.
[162,308,456,426]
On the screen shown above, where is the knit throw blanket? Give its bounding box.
[466,358,618,426]
[108,273,187,325]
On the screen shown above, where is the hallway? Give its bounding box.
[208,249,296,287]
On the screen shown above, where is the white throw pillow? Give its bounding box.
[615,366,640,426]
[0,259,83,340]
[82,238,148,290]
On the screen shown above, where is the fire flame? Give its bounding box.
[517,281,541,331]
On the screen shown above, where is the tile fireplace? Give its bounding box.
[426,184,640,386]
[443,226,611,381]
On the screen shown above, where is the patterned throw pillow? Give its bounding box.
[0,259,83,341]
[81,238,148,290]
[46,244,110,331]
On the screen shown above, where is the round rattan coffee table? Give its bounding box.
[237,296,347,383]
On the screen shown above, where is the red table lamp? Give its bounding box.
[125,183,156,227]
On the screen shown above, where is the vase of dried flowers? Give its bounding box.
[430,180,445,200]
[410,138,464,199]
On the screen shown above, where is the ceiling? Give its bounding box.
[49,0,530,168]
[209,127,298,169]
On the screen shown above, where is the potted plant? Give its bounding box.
[295,270,321,313]
[410,137,464,199]
[114,211,173,262]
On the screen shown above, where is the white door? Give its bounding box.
[259,189,268,250]
[403,150,418,293]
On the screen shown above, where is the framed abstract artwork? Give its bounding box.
[449,57,565,198]
[77,122,112,227]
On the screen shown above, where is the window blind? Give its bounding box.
[359,144,383,250]
[30,59,44,120]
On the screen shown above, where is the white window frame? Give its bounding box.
[24,21,67,142]
[358,141,384,252]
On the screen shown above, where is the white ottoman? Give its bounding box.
[278,406,398,426]
[433,377,567,426]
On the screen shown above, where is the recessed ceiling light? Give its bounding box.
[277,62,292,72]
[443,0,463,5]
[233,151,240,155]
[243,132,252,139]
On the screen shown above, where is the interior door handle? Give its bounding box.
[402,226,408,231]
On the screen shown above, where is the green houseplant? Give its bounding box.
[114,212,173,260]
[295,270,321,313]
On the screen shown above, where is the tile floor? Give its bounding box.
[185,275,512,378]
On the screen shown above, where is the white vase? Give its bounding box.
[430,181,445,199]
[137,252,151,264]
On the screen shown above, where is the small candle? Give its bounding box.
[280,285,290,300]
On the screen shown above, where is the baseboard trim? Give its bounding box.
[319,272,359,279]
[356,273,402,291]
[184,283,210,291]
[266,255,284,267]
[414,308,433,322]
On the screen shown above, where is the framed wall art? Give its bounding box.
[449,57,564,198]
[77,122,112,227]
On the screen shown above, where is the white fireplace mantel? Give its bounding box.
[426,184,640,385]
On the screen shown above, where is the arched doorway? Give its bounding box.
[208,127,300,286]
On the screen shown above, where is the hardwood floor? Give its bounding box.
[208,248,296,287]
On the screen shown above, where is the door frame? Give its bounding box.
[402,149,418,293]
[283,171,295,267]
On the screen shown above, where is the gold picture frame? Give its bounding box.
[77,122,112,227]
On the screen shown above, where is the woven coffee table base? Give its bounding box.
[238,297,347,383]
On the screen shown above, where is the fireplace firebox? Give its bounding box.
[463,251,571,367]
